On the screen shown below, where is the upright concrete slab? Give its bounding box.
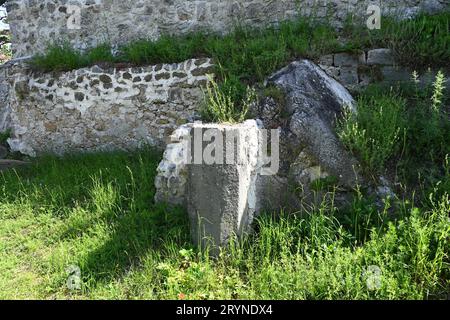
[186,121,262,252]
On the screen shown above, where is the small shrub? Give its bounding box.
[201,76,256,123]
[398,71,449,190]
[431,70,446,113]
[31,43,86,72]
[337,92,406,174]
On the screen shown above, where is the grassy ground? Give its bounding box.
[0,148,448,300]
[0,75,449,299]
[0,12,448,301]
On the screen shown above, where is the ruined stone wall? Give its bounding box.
[317,48,450,92]
[5,58,213,156]
[6,0,448,58]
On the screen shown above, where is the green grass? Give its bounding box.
[0,145,449,299]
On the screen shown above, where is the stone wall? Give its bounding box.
[317,48,450,92]
[4,58,213,156]
[6,0,448,58]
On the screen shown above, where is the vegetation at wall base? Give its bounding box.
[30,12,450,123]
[0,30,11,64]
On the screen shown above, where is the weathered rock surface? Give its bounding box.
[187,121,262,251]
[367,49,394,66]
[0,63,11,133]
[155,120,265,251]
[262,60,360,198]
[154,124,192,206]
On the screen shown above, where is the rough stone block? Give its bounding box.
[367,49,394,66]
[381,66,412,82]
[187,121,262,252]
[319,65,340,79]
[155,125,192,206]
[318,54,333,66]
[334,53,359,67]
[338,67,359,86]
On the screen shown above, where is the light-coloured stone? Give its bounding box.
[155,120,265,251]
[154,124,192,206]
[0,68,10,132]
[5,58,214,156]
[187,120,263,251]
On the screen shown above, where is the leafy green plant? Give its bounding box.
[338,92,406,174]
[431,70,446,113]
[201,76,256,123]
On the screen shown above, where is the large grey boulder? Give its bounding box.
[256,60,361,206]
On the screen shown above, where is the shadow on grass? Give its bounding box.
[79,203,190,286]
[0,147,192,289]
